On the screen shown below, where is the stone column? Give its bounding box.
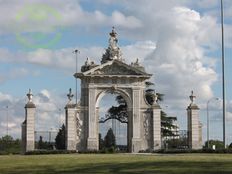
[87,87,98,150]
[22,89,36,153]
[65,88,77,151]
[127,108,132,152]
[152,103,161,150]
[131,89,141,152]
[187,91,201,149]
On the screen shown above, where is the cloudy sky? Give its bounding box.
[0,0,231,144]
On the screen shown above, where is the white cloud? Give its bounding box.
[0,92,13,102]
[122,41,156,63]
[0,0,142,35]
[0,40,155,78]
[141,6,218,111]
[0,90,66,138]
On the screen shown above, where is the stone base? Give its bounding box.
[153,140,161,150]
[26,140,35,152]
[131,138,141,153]
[66,140,76,151]
[87,138,98,150]
[191,141,202,150]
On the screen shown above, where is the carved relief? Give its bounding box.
[76,114,82,137]
[143,113,150,139]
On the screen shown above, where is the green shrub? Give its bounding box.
[25,150,76,155]
[154,148,232,154]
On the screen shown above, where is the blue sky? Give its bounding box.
[0,0,232,144]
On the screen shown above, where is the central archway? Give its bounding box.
[96,89,132,152]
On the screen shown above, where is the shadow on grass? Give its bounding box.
[4,160,232,174]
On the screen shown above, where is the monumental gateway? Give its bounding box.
[22,28,202,153]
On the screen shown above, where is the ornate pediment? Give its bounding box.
[82,60,151,77]
[92,63,139,75]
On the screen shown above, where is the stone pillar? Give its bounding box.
[65,88,77,151]
[187,91,201,149]
[22,89,36,153]
[131,89,141,152]
[87,87,98,150]
[152,104,161,150]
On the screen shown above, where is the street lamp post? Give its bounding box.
[58,108,62,127]
[73,49,80,105]
[207,97,219,148]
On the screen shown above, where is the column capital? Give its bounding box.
[151,103,161,109]
[25,89,36,108]
[187,104,199,110]
[25,102,36,108]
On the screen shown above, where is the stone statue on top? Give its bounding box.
[101,27,123,64]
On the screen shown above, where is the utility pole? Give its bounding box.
[207,98,219,148]
[221,0,226,148]
[6,105,8,136]
[73,49,80,105]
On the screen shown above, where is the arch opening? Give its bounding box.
[97,91,130,152]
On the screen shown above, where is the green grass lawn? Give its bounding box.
[0,153,232,174]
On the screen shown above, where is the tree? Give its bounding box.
[145,81,164,105]
[161,111,178,138]
[99,95,128,124]
[55,124,66,150]
[204,140,224,149]
[104,128,116,148]
[0,135,13,151]
[0,135,21,154]
[38,136,44,149]
[99,133,104,150]
[103,81,178,140]
[37,136,52,150]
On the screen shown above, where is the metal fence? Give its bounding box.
[34,130,59,150]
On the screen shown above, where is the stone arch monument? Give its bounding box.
[22,28,202,153]
[67,28,162,152]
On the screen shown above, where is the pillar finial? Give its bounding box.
[189,90,196,104]
[67,88,74,103]
[27,89,33,102]
[153,89,158,104]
